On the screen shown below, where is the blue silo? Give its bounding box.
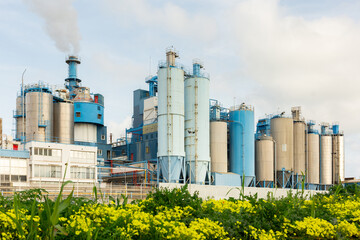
[229,104,255,186]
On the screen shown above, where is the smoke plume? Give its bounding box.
[24,0,81,54]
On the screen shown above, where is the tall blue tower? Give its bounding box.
[65,56,81,99]
[229,104,255,186]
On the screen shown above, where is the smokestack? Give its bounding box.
[65,56,81,99]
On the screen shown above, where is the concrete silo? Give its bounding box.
[270,115,293,188]
[332,124,344,184]
[229,104,255,186]
[291,107,306,186]
[255,135,274,187]
[25,84,53,142]
[53,102,74,144]
[320,123,332,186]
[157,47,186,183]
[185,60,210,184]
[306,121,320,185]
[210,121,228,173]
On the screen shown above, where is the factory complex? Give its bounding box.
[0,47,345,192]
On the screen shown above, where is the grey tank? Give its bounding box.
[25,92,53,142]
[53,102,74,144]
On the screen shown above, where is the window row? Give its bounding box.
[0,174,27,182]
[70,150,95,160]
[33,148,61,157]
[70,167,96,179]
[33,165,62,178]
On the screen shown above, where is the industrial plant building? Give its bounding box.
[0,47,345,191]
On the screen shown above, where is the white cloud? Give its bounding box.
[107,116,132,142]
[103,0,217,41]
[228,0,360,131]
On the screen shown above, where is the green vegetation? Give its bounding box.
[0,184,360,239]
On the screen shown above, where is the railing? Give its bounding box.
[0,183,155,201]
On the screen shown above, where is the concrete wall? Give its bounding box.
[159,183,325,200]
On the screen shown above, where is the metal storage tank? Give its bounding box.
[255,135,274,187]
[25,90,53,142]
[229,104,255,186]
[270,116,294,187]
[307,132,320,184]
[15,96,26,141]
[53,102,74,144]
[320,134,332,185]
[185,60,210,184]
[332,132,344,184]
[210,121,227,173]
[293,121,306,176]
[157,47,185,183]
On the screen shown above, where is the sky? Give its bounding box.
[0,0,359,177]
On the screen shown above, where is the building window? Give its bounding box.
[33,165,62,178]
[34,148,60,157]
[97,114,102,120]
[101,135,105,140]
[76,112,81,117]
[70,167,95,179]
[97,149,103,156]
[146,146,149,154]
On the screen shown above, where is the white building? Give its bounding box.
[0,149,29,187]
[26,142,97,187]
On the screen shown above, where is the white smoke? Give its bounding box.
[24,0,81,54]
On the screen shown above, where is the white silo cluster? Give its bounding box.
[157,48,210,184]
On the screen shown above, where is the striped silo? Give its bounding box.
[229,104,255,186]
[157,47,185,183]
[184,60,210,184]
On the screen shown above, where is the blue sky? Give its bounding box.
[0,0,359,177]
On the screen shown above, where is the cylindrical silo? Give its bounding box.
[185,61,210,184]
[210,121,227,173]
[320,134,332,185]
[53,102,74,144]
[307,133,320,184]
[15,96,26,141]
[332,133,344,184]
[157,48,185,183]
[270,116,293,187]
[25,91,53,142]
[255,135,274,186]
[229,104,255,186]
[293,121,306,176]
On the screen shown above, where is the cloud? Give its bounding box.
[224,0,360,131]
[103,0,217,41]
[24,0,81,54]
[107,116,132,142]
